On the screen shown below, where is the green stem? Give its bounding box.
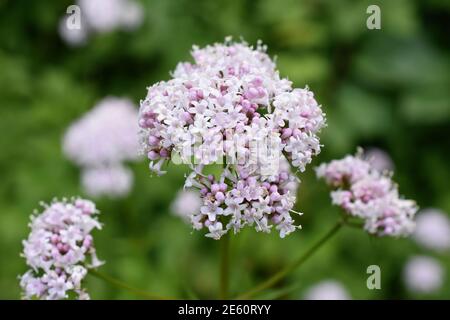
[235,219,344,299]
[219,234,230,299]
[345,220,364,229]
[89,269,171,300]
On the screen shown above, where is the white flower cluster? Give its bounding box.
[316,150,417,237]
[20,198,103,300]
[59,0,144,46]
[139,39,323,239]
[63,97,140,198]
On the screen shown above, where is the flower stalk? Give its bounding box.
[235,219,344,299]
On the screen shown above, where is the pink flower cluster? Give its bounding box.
[316,150,417,237]
[139,39,324,239]
[185,160,300,239]
[19,198,103,300]
[139,38,326,176]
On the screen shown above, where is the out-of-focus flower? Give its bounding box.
[316,149,417,237]
[19,198,103,300]
[414,208,450,251]
[304,280,350,300]
[78,0,143,33]
[403,256,444,294]
[139,38,323,239]
[59,0,144,45]
[58,16,88,47]
[171,189,202,221]
[63,97,140,167]
[63,97,140,199]
[120,0,145,30]
[363,147,394,172]
[81,165,133,198]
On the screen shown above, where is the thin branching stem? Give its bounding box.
[235,219,344,299]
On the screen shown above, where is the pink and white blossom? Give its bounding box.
[139,39,325,176]
[316,150,417,237]
[185,160,300,239]
[139,39,322,239]
[19,198,103,300]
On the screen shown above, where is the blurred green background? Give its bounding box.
[0,0,449,299]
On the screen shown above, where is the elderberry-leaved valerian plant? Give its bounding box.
[139,38,325,239]
[19,198,103,300]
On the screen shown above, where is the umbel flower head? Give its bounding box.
[139,38,325,176]
[139,38,323,239]
[316,149,418,237]
[19,198,103,300]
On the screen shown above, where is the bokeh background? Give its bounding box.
[0,0,449,299]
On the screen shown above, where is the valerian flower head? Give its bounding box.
[63,97,140,167]
[316,149,417,237]
[139,38,323,239]
[139,39,325,175]
[19,198,103,300]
